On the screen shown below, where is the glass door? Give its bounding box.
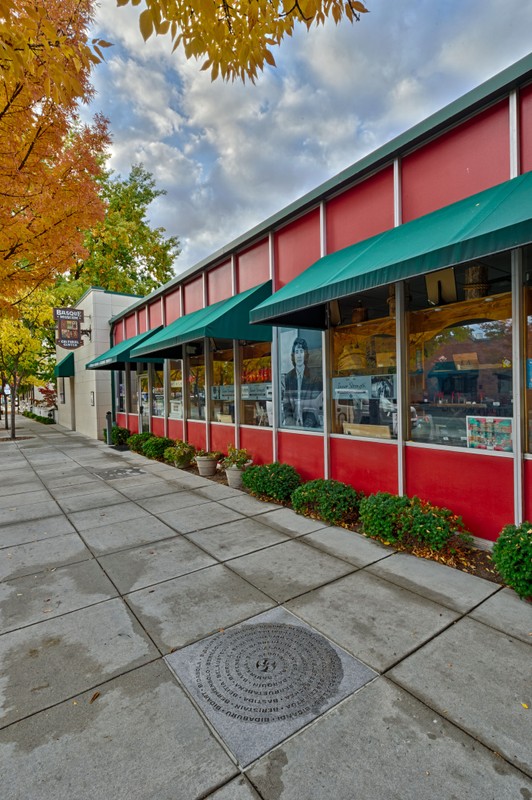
[138,373,150,432]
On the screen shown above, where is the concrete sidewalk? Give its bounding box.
[0,418,530,799]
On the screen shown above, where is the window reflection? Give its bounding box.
[240,341,272,426]
[211,340,234,423]
[188,344,205,420]
[408,259,513,450]
[331,289,397,439]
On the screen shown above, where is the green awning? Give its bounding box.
[131,281,273,359]
[85,327,163,371]
[54,352,75,378]
[250,172,532,329]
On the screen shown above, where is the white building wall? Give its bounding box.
[56,288,139,440]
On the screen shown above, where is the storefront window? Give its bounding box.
[128,366,138,414]
[58,377,65,404]
[211,340,234,422]
[188,344,205,420]
[168,359,183,419]
[116,370,126,413]
[523,246,532,452]
[279,328,323,430]
[240,341,272,426]
[331,288,397,438]
[408,258,513,450]
[151,366,165,417]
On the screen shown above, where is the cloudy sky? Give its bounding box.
[86,0,532,276]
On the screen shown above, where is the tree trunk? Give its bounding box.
[3,393,8,429]
[9,378,17,440]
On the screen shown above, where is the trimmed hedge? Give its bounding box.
[291,479,363,526]
[22,410,55,424]
[127,431,155,453]
[242,462,302,503]
[492,522,532,599]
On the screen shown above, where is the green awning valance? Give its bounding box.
[131,281,272,359]
[54,352,75,378]
[85,327,163,371]
[250,172,532,329]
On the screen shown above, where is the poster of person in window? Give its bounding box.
[280,333,323,429]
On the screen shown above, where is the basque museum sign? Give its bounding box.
[54,308,84,349]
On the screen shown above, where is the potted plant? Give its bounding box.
[164,440,196,469]
[195,449,222,477]
[221,445,253,489]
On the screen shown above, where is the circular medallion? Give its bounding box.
[194,622,343,724]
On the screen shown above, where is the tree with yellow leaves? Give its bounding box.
[118,0,369,81]
[0,0,110,316]
[0,291,54,438]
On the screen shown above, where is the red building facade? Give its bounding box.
[97,55,532,543]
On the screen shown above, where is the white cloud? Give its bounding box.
[86,0,532,275]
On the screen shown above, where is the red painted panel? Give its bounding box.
[168,418,184,440]
[402,102,510,222]
[210,423,235,455]
[330,437,398,495]
[116,412,127,428]
[126,414,138,434]
[148,300,163,329]
[207,261,232,305]
[125,315,136,339]
[184,277,204,314]
[520,84,532,174]
[164,290,181,324]
[523,460,532,524]
[237,240,270,293]
[240,427,273,465]
[277,432,324,481]
[274,208,321,290]
[326,167,395,254]
[405,446,513,542]
[151,417,165,437]
[138,307,147,334]
[186,420,206,451]
[113,324,124,346]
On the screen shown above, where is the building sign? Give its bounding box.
[53,308,84,349]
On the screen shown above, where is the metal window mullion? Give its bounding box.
[322,328,330,479]
[271,330,279,462]
[204,336,211,451]
[395,281,406,496]
[163,358,169,438]
[512,249,524,524]
[234,340,241,446]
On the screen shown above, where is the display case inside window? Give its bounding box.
[168,360,183,419]
[240,341,272,426]
[211,340,234,422]
[116,370,126,413]
[408,257,513,450]
[330,288,397,438]
[151,366,165,417]
[279,328,323,430]
[188,344,205,420]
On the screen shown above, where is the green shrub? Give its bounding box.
[359,492,472,551]
[492,523,532,599]
[401,497,472,551]
[111,426,130,446]
[359,492,411,544]
[242,462,301,503]
[22,410,55,424]
[141,436,174,460]
[127,431,155,453]
[164,440,196,467]
[291,479,363,526]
